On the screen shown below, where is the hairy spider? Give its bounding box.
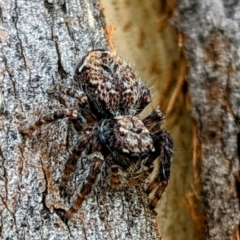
[21,50,173,221]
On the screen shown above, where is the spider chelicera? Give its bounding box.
[21,50,173,221]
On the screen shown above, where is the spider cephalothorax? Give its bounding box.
[21,50,173,222]
[99,115,154,159]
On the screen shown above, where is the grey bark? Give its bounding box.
[0,1,159,240]
[175,1,240,239]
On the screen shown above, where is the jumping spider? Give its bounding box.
[21,50,173,221]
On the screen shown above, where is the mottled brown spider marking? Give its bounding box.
[146,130,173,208]
[49,84,88,106]
[143,108,164,131]
[100,115,155,160]
[114,116,154,156]
[75,50,151,116]
[20,109,78,136]
[128,167,154,187]
[60,133,93,190]
[150,181,168,208]
[110,165,123,189]
[66,153,104,219]
[147,177,160,195]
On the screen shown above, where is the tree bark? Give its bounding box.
[175,1,240,239]
[0,1,159,239]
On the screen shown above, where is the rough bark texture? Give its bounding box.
[175,1,240,239]
[0,1,159,239]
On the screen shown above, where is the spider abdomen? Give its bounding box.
[75,50,151,117]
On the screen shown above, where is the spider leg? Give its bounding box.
[146,130,173,208]
[109,165,123,189]
[60,133,93,190]
[150,181,168,208]
[48,84,88,106]
[128,167,154,187]
[20,109,79,136]
[65,152,104,219]
[142,107,164,132]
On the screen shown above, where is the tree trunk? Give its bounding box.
[175,1,240,239]
[0,1,159,239]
